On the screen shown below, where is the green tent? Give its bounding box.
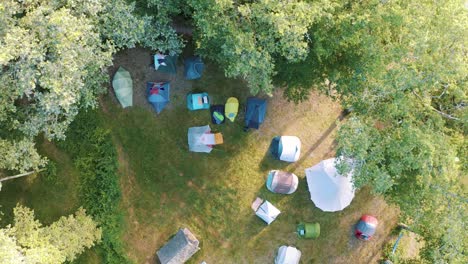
[154,54,177,75]
[112,67,133,108]
[297,222,320,239]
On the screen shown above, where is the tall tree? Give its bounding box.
[0,0,183,175]
[277,0,467,262]
[0,205,101,263]
[147,0,321,94]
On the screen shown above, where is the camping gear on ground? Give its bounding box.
[274,246,301,264]
[296,222,320,239]
[112,67,133,108]
[146,82,170,114]
[266,170,299,194]
[225,97,239,122]
[355,215,378,241]
[244,97,267,130]
[305,158,355,212]
[210,105,225,124]
[184,56,205,80]
[251,197,281,225]
[154,53,177,74]
[271,136,301,162]
[156,228,200,264]
[187,92,210,110]
[188,125,223,153]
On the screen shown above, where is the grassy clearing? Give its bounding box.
[0,46,399,264]
[0,134,103,264]
[0,139,80,225]
[102,48,400,264]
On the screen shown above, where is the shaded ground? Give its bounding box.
[0,139,80,225]
[104,47,400,264]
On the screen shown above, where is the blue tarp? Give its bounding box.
[147,82,170,114]
[245,97,267,129]
[184,56,204,80]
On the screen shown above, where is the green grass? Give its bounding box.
[0,137,103,264]
[0,138,80,226]
[100,55,399,263]
[0,48,399,263]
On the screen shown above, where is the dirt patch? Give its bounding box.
[109,47,194,112]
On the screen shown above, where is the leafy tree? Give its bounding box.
[0,205,101,263]
[0,0,183,175]
[277,0,467,262]
[146,0,320,94]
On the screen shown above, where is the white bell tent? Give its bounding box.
[305,158,355,212]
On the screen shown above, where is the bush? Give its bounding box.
[60,110,129,264]
[40,161,58,183]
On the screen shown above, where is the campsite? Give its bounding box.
[1,47,401,263]
[0,1,465,264]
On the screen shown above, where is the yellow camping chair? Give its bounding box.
[225,97,239,122]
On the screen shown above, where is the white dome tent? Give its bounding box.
[305,158,355,212]
[271,136,301,162]
[274,245,301,264]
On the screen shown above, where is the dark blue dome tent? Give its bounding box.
[184,56,205,80]
[244,97,267,130]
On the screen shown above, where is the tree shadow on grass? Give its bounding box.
[289,110,349,173]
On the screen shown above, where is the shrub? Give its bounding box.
[60,110,129,264]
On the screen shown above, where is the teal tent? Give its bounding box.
[184,56,204,80]
[187,93,210,111]
[154,54,177,75]
[112,67,133,108]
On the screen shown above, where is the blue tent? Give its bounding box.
[245,97,267,129]
[147,82,170,114]
[184,56,204,80]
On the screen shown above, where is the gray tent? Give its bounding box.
[157,228,200,264]
[266,170,299,194]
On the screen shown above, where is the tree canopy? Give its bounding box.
[0,0,183,174]
[0,205,101,263]
[147,0,320,94]
[277,1,467,262]
[1,0,466,262]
